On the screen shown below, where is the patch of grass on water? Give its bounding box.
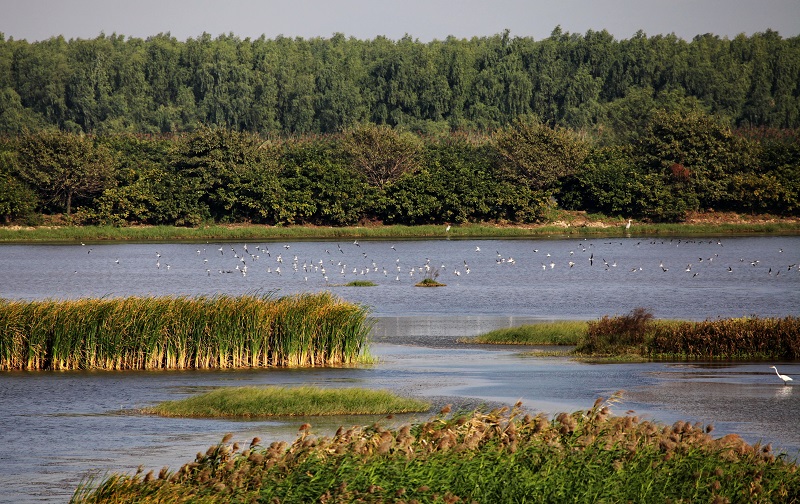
[73,397,800,503]
[144,386,431,418]
[341,280,377,287]
[464,321,586,345]
[415,278,446,287]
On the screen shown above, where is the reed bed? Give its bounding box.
[145,385,431,418]
[0,293,369,371]
[72,396,800,503]
[576,309,800,360]
[648,316,800,360]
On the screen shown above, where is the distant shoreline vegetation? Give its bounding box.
[1,218,799,243]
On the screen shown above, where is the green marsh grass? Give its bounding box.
[3,220,800,243]
[72,397,800,503]
[465,321,587,345]
[0,293,370,371]
[145,385,431,418]
[341,280,376,287]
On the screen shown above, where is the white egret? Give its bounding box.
[770,366,793,385]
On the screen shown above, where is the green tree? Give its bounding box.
[13,130,115,216]
[493,115,589,190]
[340,123,422,189]
[169,126,280,222]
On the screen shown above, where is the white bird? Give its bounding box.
[770,366,793,385]
[625,219,632,230]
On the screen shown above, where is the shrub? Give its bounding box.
[578,307,654,354]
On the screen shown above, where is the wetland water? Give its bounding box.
[1,236,799,502]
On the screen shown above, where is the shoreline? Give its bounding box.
[2,213,799,244]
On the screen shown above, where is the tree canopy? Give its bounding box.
[0,29,799,135]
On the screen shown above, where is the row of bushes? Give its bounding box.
[1,111,799,226]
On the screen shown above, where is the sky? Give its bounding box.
[1,0,799,43]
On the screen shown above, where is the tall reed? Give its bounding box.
[648,316,800,360]
[71,397,800,503]
[0,293,369,371]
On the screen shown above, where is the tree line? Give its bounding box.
[1,28,799,135]
[1,111,798,226]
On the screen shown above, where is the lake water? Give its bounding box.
[0,236,799,502]
[2,235,799,319]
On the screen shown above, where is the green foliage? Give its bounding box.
[0,147,38,223]
[340,123,422,189]
[3,30,800,135]
[342,281,377,287]
[12,130,116,216]
[164,126,285,224]
[494,115,589,190]
[145,386,430,418]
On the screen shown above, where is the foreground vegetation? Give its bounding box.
[145,386,431,418]
[72,398,800,503]
[0,293,369,371]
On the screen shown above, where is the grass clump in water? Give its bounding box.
[72,396,800,503]
[145,386,431,418]
[465,321,586,345]
[415,278,446,287]
[341,280,377,287]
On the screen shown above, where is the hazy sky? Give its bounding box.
[2,0,799,42]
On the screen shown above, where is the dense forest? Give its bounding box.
[0,29,798,225]
[1,28,799,133]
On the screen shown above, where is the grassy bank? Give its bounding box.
[145,386,431,418]
[72,398,800,503]
[2,219,800,243]
[463,321,586,346]
[0,293,369,371]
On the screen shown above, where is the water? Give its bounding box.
[0,236,799,502]
[2,236,799,319]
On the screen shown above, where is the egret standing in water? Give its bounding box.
[770,366,793,385]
